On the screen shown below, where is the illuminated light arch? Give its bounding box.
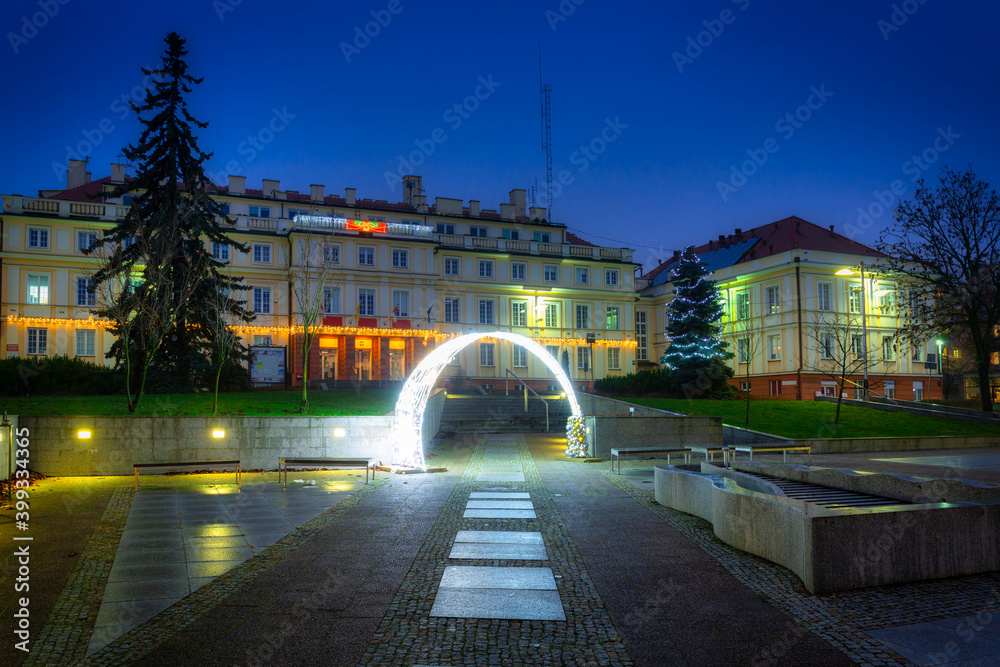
[392,331,582,468]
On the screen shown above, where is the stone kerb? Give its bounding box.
[18,415,396,476]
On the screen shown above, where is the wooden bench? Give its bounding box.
[729,444,811,464]
[278,457,377,489]
[134,460,241,491]
[610,447,691,474]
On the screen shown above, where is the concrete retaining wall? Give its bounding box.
[654,463,1000,593]
[577,394,684,417]
[804,434,1000,454]
[584,415,722,458]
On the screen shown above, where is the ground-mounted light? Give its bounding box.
[333,427,347,438]
[211,429,225,439]
[77,429,92,439]
[393,331,582,468]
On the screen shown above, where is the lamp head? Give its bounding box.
[835,268,854,276]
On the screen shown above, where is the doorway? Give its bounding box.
[357,349,371,381]
[321,352,337,380]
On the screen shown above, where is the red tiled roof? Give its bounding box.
[642,216,884,280]
[566,232,595,247]
[44,176,112,202]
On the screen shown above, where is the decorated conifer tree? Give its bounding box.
[660,246,733,395]
[91,32,251,394]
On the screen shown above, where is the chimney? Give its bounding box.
[415,195,428,212]
[228,175,246,194]
[262,179,279,198]
[402,175,422,207]
[469,199,480,217]
[509,189,527,217]
[735,228,742,236]
[829,224,835,235]
[310,184,324,202]
[673,250,680,258]
[529,206,546,221]
[500,203,516,221]
[110,162,125,183]
[66,159,88,189]
[345,188,356,206]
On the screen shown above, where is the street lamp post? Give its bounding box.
[936,339,945,398]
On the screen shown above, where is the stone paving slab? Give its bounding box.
[439,565,557,589]
[465,500,534,509]
[449,542,549,560]
[463,508,537,518]
[455,530,543,543]
[475,472,525,482]
[468,492,531,499]
[429,588,566,621]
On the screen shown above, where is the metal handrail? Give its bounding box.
[505,368,549,431]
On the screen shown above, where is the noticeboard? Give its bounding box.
[250,346,286,384]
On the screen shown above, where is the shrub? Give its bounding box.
[0,355,121,396]
[594,368,740,400]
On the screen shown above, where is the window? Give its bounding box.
[546,345,560,362]
[820,332,834,359]
[323,287,341,315]
[636,311,648,361]
[444,297,461,323]
[469,226,488,237]
[608,347,621,370]
[288,209,307,220]
[817,282,831,312]
[544,264,559,283]
[912,344,923,362]
[878,289,895,313]
[502,229,520,240]
[479,299,494,324]
[77,230,97,253]
[511,301,527,327]
[323,243,341,264]
[768,334,781,361]
[392,290,409,317]
[953,348,962,359]
[27,328,47,355]
[606,306,620,330]
[444,257,460,276]
[770,380,783,397]
[605,269,619,287]
[821,383,836,397]
[884,380,895,399]
[575,305,589,329]
[849,286,862,313]
[851,334,865,359]
[436,223,456,235]
[212,242,230,261]
[253,287,271,314]
[27,274,49,305]
[913,381,924,401]
[533,232,551,243]
[358,289,375,316]
[511,262,527,281]
[577,347,591,370]
[575,267,589,285]
[367,216,385,222]
[738,338,751,364]
[480,343,494,367]
[736,290,750,320]
[391,248,409,269]
[478,259,494,279]
[544,303,559,328]
[740,381,751,392]
[513,345,528,368]
[27,227,49,249]
[882,336,895,362]
[76,329,95,357]
[767,285,781,314]
[253,335,273,346]
[358,246,375,266]
[252,243,272,264]
[248,205,270,218]
[76,277,96,307]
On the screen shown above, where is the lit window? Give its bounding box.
[736,290,751,319]
[767,286,780,314]
[27,274,49,305]
[606,306,620,331]
[768,334,781,361]
[635,311,648,361]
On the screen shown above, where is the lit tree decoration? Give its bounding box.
[660,246,734,393]
[565,415,588,458]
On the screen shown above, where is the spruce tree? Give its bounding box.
[661,246,733,396]
[91,32,251,394]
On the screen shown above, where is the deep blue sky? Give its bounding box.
[3,0,998,272]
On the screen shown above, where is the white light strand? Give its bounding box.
[392,331,583,468]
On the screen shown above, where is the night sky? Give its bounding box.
[3,0,998,272]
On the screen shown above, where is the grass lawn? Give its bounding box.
[625,397,1000,440]
[2,389,399,417]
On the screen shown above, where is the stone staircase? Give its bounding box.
[438,394,572,433]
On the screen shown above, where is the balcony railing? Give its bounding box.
[3,195,129,221]
[436,234,631,262]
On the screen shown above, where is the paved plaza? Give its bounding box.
[3,438,1000,666]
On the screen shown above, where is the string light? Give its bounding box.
[392,331,583,468]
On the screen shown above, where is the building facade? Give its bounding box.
[1,162,638,393]
[638,217,944,401]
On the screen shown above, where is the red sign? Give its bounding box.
[358,317,378,328]
[6,344,17,352]
[394,319,411,329]
[322,316,343,326]
[346,219,387,233]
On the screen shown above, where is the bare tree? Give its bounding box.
[94,234,205,413]
[206,286,241,415]
[727,304,764,427]
[879,166,1000,412]
[805,312,885,424]
[290,234,337,413]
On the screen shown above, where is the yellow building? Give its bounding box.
[638,217,943,401]
[2,162,638,391]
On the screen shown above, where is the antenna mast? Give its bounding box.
[539,45,553,222]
